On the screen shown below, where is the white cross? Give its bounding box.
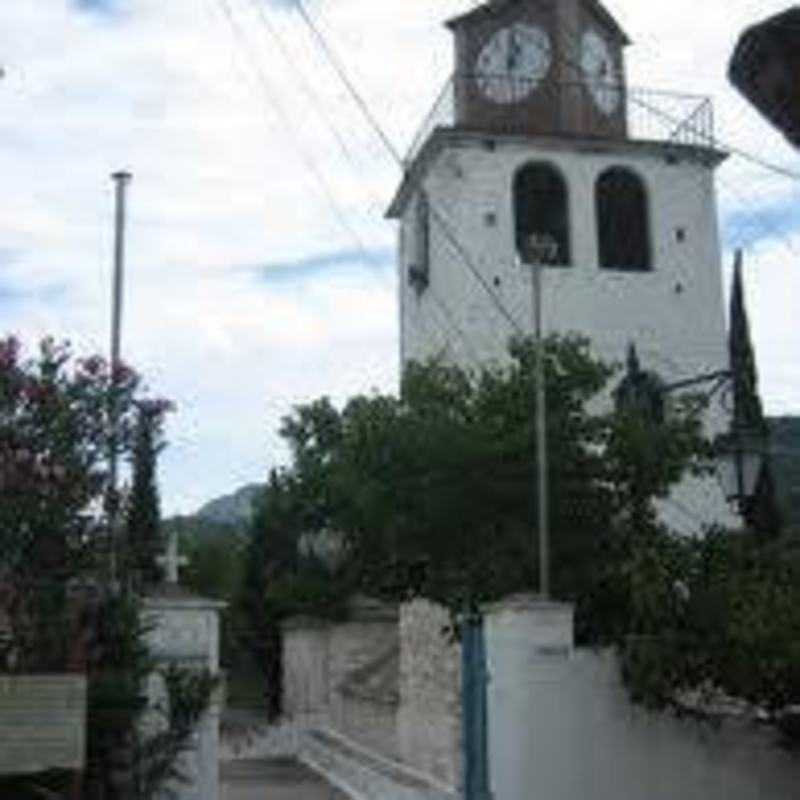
[156,531,189,584]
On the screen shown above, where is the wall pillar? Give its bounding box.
[143,591,226,800]
[484,595,574,800]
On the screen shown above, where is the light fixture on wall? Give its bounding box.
[715,427,766,516]
[617,342,767,523]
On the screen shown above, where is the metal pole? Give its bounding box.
[109,170,132,585]
[531,249,549,600]
[461,614,492,800]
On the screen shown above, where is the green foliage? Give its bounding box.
[181,527,247,603]
[612,527,800,747]
[82,591,217,799]
[134,664,218,800]
[0,334,217,795]
[0,338,130,579]
[245,335,710,628]
[770,415,800,529]
[265,334,708,618]
[126,401,172,589]
[0,337,169,674]
[244,331,800,749]
[728,263,783,535]
[179,525,254,699]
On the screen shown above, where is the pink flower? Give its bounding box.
[0,336,20,370]
[22,381,48,403]
[78,355,106,378]
[111,362,138,385]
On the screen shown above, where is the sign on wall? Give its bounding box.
[0,675,87,775]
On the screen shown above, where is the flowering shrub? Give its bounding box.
[0,336,171,672]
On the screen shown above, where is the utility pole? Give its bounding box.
[108,170,132,585]
[526,234,557,601]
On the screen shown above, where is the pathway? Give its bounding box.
[220,757,350,800]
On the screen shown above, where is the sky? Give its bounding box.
[0,0,797,515]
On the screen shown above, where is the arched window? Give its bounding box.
[596,167,651,271]
[514,163,570,266]
[408,190,430,293]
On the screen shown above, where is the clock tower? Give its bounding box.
[449,0,629,139]
[387,0,738,531]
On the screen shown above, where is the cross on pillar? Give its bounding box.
[156,531,189,585]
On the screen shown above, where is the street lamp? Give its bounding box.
[618,344,767,523]
[715,427,766,517]
[519,232,560,601]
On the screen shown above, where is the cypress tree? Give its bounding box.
[728,250,782,535]
[127,402,165,587]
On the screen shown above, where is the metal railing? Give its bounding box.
[404,74,716,166]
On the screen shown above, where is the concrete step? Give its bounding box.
[219,711,300,762]
[300,728,459,800]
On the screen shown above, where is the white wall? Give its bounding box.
[281,600,400,760]
[484,597,799,800]
[143,594,226,800]
[397,133,737,531]
[401,136,728,377]
[398,598,463,789]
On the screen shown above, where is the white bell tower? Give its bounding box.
[387,0,737,531]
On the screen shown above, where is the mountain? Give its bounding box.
[162,483,264,544]
[195,483,264,527]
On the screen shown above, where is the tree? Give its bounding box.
[0,335,217,797]
[238,467,354,717]
[613,525,800,749]
[126,400,172,589]
[0,336,143,671]
[728,253,782,535]
[260,334,710,625]
[248,332,799,749]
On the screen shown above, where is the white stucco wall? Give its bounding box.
[281,601,400,760]
[484,597,799,800]
[282,621,331,718]
[398,599,463,789]
[397,133,737,531]
[143,593,226,800]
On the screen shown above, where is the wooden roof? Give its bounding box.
[445,0,631,45]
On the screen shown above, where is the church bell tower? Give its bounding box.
[387,0,737,531]
[449,0,629,140]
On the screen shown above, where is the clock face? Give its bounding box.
[580,30,621,115]
[475,24,552,104]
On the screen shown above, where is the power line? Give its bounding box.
[478,0,800,185]
[288,0,526,339]
[246,0,386,222]
[216,0,488,363]
[244,0,521,354]
[628,92,800,183]
[212,0,379,275]
[293,0,403,165]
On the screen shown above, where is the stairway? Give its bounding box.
[300,727,459,800]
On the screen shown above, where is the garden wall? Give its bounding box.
[397,598,463,790]
[485,596,800,800]
[281,596,400,760]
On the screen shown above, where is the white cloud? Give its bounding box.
[0,0,795,513]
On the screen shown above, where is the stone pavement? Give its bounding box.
[219,757,350,800]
